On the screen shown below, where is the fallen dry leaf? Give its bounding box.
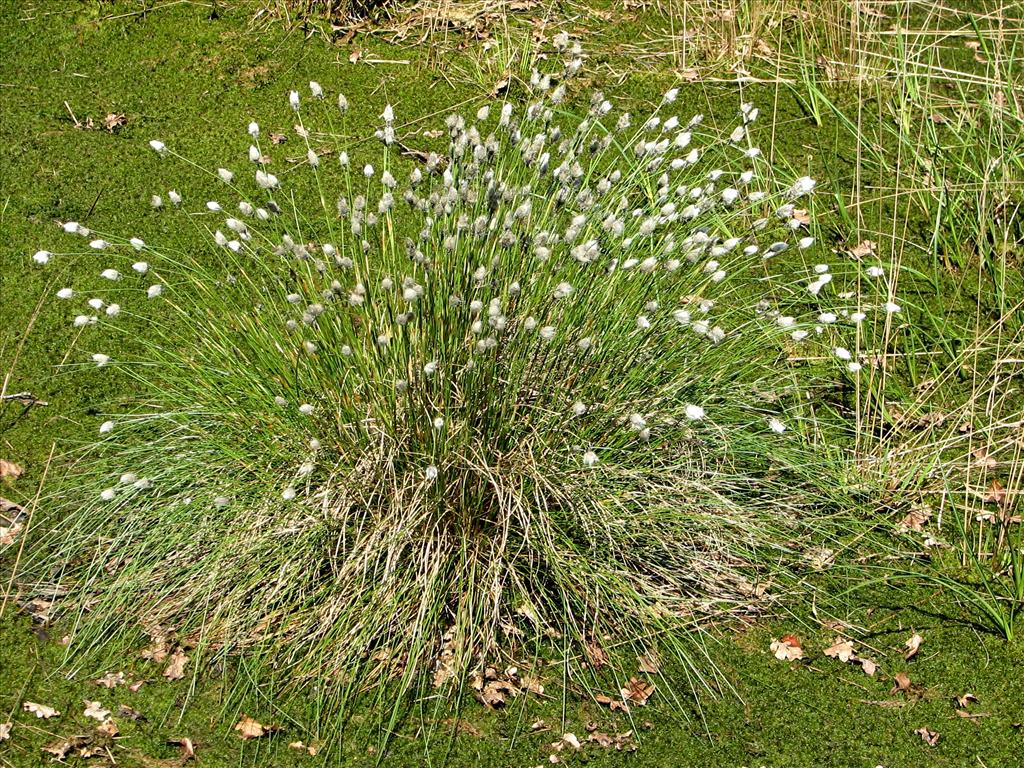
[83,701,110,721]
[915,726,940,746]
[847,240,877,259]
[586,728,636,751]
[585,638,609,669]
[288,740,319,755]
[792,209,810,225]
[0,722,10,741]
[620,676,655,706]
[102,113,126,133]
[900,506,932,532]
[1,496,24,521]
[891,671,912,694]
[0,459,23,479]
[904,632,924,660]
[0,521,22,546]
[95,719,119,738]
[128,679,146,692]
[982,479,1007,506]
[955,708,990,721]
[823,637,856,663]
[973,447,998,469]
[94,671,125,689]
[595,693,629,712]
[349,48,362,64]
[521,674,545,696]
[23,701,60,719]
[859,657,878,676]
[43,735,91,760]
[140,635,169,662]
[559,732,582,750]
[234,714,278,740]
[955,692,979,708]
[163,649,188,680]
[116,704,144,721]
[637,651,660,674]
[19,597,52,623]
[169,737,196,760]
[478,678,516,708]
[770,634,804,661]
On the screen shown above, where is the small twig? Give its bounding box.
[1,392,48,406]
[63,100,80,128]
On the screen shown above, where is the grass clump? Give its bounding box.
[23,33,903,741]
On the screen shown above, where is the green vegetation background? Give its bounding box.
[1,1,1021,766]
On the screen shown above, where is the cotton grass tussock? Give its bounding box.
[30,36,901,744]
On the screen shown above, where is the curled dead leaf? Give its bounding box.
[168,737,196,760]
[891,671,912,694]
[915,726,940,746]
[904,632,923,660]
[955,692,979,708]
[0,722,10,741]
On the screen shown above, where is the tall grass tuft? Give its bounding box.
[27,36,898,735]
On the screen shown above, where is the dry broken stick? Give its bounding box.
[1,392,48,406]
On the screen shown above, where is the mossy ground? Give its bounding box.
[1,1,1021,766]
